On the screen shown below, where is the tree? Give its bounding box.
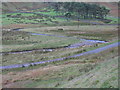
[65,12,71,21]
[50,2,110,20]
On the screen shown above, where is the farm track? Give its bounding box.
[1,41,119,69]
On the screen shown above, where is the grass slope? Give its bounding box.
[2,46,118,88]
[60,56,118,88]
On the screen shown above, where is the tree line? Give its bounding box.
[48,2,110,19]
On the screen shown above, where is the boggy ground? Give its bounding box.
[2,25,118,66]
[2,24,119,88]
[2,25,118,52]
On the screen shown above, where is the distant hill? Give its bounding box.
[2,2,119,17]
[2,2,49,13]
[91,2,119,17]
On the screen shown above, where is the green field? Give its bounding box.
[2,12,94,26]
[2,8,118,26]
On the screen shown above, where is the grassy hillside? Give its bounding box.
[60,56,118,88]
[2,46,118,88]
[2,2,48,13]
[2,2,118,17]
[95,2,118,17]
[2,2,119,29]
[91,2,119,24]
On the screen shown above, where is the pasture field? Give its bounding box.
[2,9,118,27]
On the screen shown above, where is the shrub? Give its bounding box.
[55,82,60,87]
[67,76,74,81]
[58,28,64,31]
[92,80,100,85]
[7,15,11,17]
[32,78,42,81]
[102,19,112,23]
[17,14,21,16]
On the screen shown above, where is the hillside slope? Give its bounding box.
[2,2,119,17]
[95,2,118,17]
[2,2,48,12]
[60,56,118,88]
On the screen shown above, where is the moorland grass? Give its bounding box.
[2,30,82,52]
[2,48,118,88]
